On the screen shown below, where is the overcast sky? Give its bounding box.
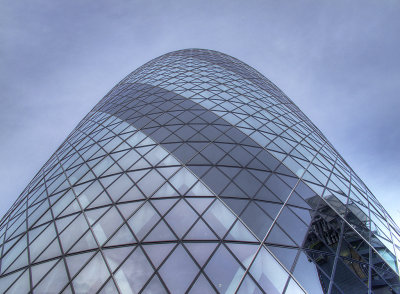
[1,0,399,227]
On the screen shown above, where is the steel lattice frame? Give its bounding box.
[0,49,399,293]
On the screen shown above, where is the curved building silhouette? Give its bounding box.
[0,49,399,293]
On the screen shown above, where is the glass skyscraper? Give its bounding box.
[0,49,399,293]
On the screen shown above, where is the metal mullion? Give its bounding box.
[35,168,75,294]
[234,140,328,294]
[53,153,121,294]
[327,171,355,294]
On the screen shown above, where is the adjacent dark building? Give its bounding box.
[0,49,399,293]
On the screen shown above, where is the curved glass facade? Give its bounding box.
[0,49,399,293]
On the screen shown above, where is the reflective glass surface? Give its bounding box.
[0,49,399,293]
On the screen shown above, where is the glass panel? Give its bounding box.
[114,247,153,294]
[34,260,69,293]
[205,244,245,292]
[141,275,168,294]
[106,174,134,202]
[164,200,197,238]
[284,278,306,294]
[240,202,273,240]
[66,251,95,277]
[236,274,263,294]
[293,251,330,294]
[92,207,124,245]
[137,169,165,197]
[73,252,110,293]
[275,207,309,246]
[169,168,198,195]
[3,269,30,294]
[332,258,368,294]
[188,274,216,294]
[31,259,57,287]
[0,270,26,293]
[159,244,199,293]
[128,202,159,240]
[249,247,289,294]
[142,243,175,268]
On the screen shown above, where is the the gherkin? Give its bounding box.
[0,49,399,294]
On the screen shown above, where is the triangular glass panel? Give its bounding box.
[158,154,180,166]
[186,181,215,197]
[59,199,81,217]
[150,198,178,216]
[85,207,108,225]
[114,247,153,294]
[141,274,168,294]
[284,278,306,294]
[34,260,69,294]
[152,182,179,198]
[142,243,176,268]
[118,149,141,170]
[3,269,30,294]
[184,219,218,240]
[76,170,96,185]
[117,201,143,219]
[136,169,166,197]
[227,243,259,268]
[204,244,245,293]
[187,198,213,214]
[106,173,134,202]
[292,250,331,293]
[35,237,62,263]
[157,166,180,179]
[129,157,152,170]
[169,168,198,195]
[236,274,263,294]
[105,223,136,246]
[187,153,213,165]
[31,259,57,287]
[34,209,53,227]
[4,248,28,274]
[184,242,217,267]
[98,278,119,294]
[103,246,134,272]
[164,200,198,238]
[110,149,129,162]
[127,202,160,240]
[220,181,248,199]
[144,220,177,242]
[256,201,283,220]
[55,214,76,233]
[265,223,297,246]
[72,252,110,293]
[118,185,146,202]
[220,198,249,217]
[267,245,299,272]
[188,273,217,294]
[66,251,95,277]
[203,200,236,238]
[143,145,169,166]
[87,191,112,209]
[29,222,57,261]
[69,229,98,253]
[99,174,119,188]
[92,207,124,245]
[28,224,47,245]
[248,247,289,293]
[226,220,258,242]
[103,163,123,176]
[158,245,200,294]
[76,181,103,208]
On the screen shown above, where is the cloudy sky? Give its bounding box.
[1,0,399,227]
